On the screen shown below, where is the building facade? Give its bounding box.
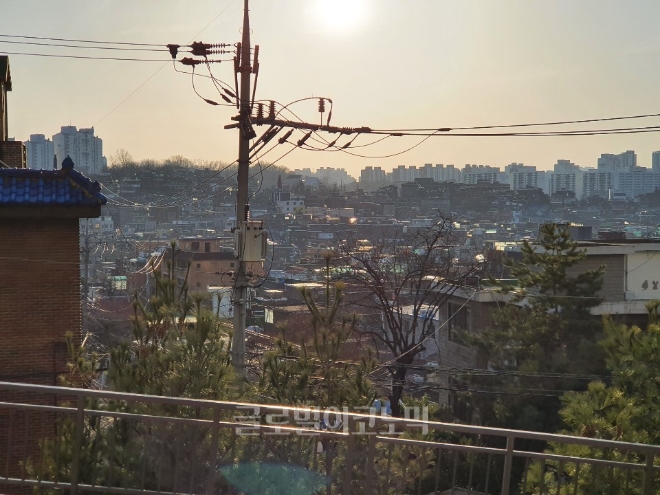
[25,133,54,170]
[53,125,106,175]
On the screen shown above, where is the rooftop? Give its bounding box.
[0,156,106,210]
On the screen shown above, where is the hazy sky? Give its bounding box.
[3,0,660,176]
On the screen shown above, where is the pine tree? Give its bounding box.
[525,302,660,494]
[31,242,238,493]
[258,252,375,409]
[469,223,606,432]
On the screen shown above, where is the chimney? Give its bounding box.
[0,56,25,168]
[0,55,11,142]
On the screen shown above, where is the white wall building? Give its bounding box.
[25,134,54,170]
[273,191,304,214]
[505,163,538,190]
[550,160,581,197]
[652,151,660,173]
[597,150,637,172]
[53,125,106,175]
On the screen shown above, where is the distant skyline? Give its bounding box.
[4,1,660,174]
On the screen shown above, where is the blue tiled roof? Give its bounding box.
[0,157,107,207]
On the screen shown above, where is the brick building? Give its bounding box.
[0,156,106,488]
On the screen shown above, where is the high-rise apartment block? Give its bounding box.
[652,151,660,172]
[550,160,580,196]
[25,134,54,170]
[53,125,106,175]
[597,150,637,172]
[462,164,504,184]
[505,163,538,190]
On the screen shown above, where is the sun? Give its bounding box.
[310,0,369,34]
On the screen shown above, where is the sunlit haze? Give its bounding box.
[3,0,660,175]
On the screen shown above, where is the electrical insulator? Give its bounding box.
[166,44,180,59]
[221,94,232,104]
[268,101,276,119]
[262,127,281,145]
[190,41,212,57]
[318,98,325,113]
[256,103,264,120]
[278,129,294,144]
[223,88,237,98]
[179,57,202,66]
[297,131,312,147]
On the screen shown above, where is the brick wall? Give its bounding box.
[0,217,81,489]
[0,140,26,169]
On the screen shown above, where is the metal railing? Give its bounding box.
[1,381,659,495]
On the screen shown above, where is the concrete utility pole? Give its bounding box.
[232,0,253,376]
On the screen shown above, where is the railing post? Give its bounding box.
[643,452,654,495]
[69,397,86,495]
[342,418,354,495]
[501,434,515,495]
[364,433,377,494]
[206,408,221,495]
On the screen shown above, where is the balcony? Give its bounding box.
[1,381,659,495]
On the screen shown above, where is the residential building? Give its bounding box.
[0,156,106,482]
[462,164,504,185]
[549,160,581,197]
[597,150,637,172]
[273,191,305,214]
[581,168,612,199]
[360,166,387,191]
[432,238,660,410]
[53,125,106,175]
[611,168,660,199]
[25,133,54,170]
[505,163,538,190]
[653,151,660,173]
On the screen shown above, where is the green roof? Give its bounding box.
[0,56,11,90]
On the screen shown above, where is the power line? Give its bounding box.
[364,125,660,137]
[0,39,168,52]
[0,51,171,62]
[93,0,238,126]
[0,33,165,47]
[371,111,660,133]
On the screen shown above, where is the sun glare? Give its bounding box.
[311,0,369,33]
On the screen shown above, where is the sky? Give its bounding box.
[3,0,660,177]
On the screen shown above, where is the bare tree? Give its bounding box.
[339,217,479,416]
[109,148,134,168]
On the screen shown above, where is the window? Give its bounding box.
[191,242,200,251]
[205,242,211,253]
[230,262,235,268]
[447,302,470,344]
[196,263,201,269]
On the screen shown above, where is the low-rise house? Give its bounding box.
[0,156,106,484]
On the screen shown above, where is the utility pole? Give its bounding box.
[232,0,254,376]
